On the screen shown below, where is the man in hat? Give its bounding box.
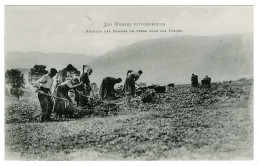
[99,77,122,100]
[35,68,58,122]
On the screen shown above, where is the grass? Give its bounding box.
[5,79,253,160]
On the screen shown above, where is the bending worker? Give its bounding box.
[124,70,143,97]
[53,77,82,118]
[99,77,122,100]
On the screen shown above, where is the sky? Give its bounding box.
[5,6,253,55]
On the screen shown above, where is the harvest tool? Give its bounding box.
[135,83,148,91]
[38,91,69,101]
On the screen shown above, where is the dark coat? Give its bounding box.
[53,82,73,118]
[80,73,91,94]
[99,77,118,100]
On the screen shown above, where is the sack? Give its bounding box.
[168,83,175,87]
[154,86,166,93]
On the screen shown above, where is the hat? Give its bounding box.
[50,68,58,74]
[116,78,122,83]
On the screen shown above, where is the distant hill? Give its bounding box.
[6,34,253,86]
[5,52,98,71]
[89,34,253,85]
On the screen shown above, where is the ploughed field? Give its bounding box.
[5,79,253,160]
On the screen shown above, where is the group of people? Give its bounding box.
[34,64,143,122]
[99,70,143,100]
[191,74,211,88]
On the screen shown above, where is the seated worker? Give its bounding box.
[99,77,122,100]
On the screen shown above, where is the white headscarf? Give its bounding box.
[83,65,93,76]
[63,76,80,88]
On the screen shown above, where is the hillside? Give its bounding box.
[5,79,253,160]
[5,52,98,71]
[90,34,253,85]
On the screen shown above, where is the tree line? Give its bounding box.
[5,65,48,100]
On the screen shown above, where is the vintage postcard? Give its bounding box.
[3,5,254,161]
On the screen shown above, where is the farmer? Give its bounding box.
[191,73,199,87]
[56,64,79,85]
[53,77,82,118]
[78,66,93,106]
[124,70,143,97]
[35,68,58,122]
[123,70,133,94]
[201,75,212,87]
[99,77,122,100]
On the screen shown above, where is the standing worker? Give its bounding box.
[124,70,143,100]
[99,77,122,100]
[35,68,58,122]
[191,73,199,87]
[123,70,133,94]
[79,65,93,107]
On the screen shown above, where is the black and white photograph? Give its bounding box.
[3,5,255,161]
